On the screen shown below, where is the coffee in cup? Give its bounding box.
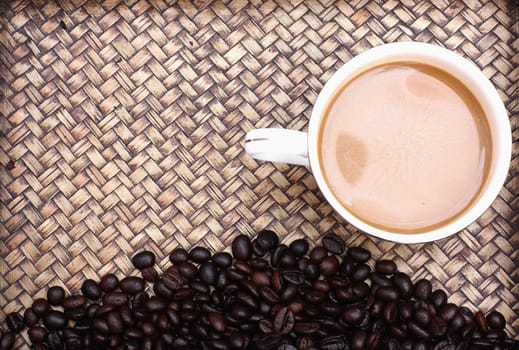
[245,42,511,243]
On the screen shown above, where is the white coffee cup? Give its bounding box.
[244,42,511,243]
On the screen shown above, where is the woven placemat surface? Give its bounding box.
[1,0,518,346]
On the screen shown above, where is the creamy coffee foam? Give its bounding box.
[319,63,492,233]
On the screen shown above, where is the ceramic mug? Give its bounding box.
[244,42,511,243]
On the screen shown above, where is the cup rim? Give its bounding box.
[307,41,511,244]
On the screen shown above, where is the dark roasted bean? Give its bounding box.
[348,247,371,262]
[391,272,413,300]
[351,263,370,282]
[23,308,39,327]
[320,256,339,276]
[375,259,397,274]
[170,248,189,264]
[103,292,128,306]
[232,234,252,261]
[199,261,218,285]
[304,263,320,282]
[475,310,489,333]
[383,301,398,323]
[47,286,65,306]
[5,313,23,333]
[256,230,279,251]
[431,289,448,311]
[414,307,431,327]
[279,250,297,268]
[273,307,294,335]
[62,295,86,309]
[414,279,432,301]
[28,326,47,343]
[322,233,345,254]
[132,250,156,269]
[439,303,458,322]
[190,246,212,263]
[271,244,287,267]
[342,305,364,324]
[212,252,233,268]
[81,279,101,300]
[0,332,15,350]
[178,262,198,280]
[289,238,309,257]
[376,286,400,301]
[32,298,49,316]
[486,310,505,331]
[43,311,67,330]
[309,246,327,264]
[141,266,158,282]
[120,276,145,294]
[99,273,119,292]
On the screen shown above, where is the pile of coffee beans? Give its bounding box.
[1,230,517,349]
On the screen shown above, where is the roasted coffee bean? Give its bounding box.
[28,326,47,343]
[273,307,294,335]
[383,301,398,323]
[141,266,158,282]
[351,263,371,282]
[279,250,297,268]
[280,284,298,303]
[178,262,198,280]
[256,230,279,251]
[170,248,189,264]
[322,233,345,255]
[93,318,110,334]
[232,234,252,261]
[486,311,505,331]
[208,312,226,333]
[251,271,270,286]
[375,259,397,275]
[414,307,431,327]
[342,305,364,324]
[252,240,269,259]
[119,276,145,294]
[5,313,23,333]
[319,256,339,276]
[475,311,489,333]
[271,244,287,267]
[293,321,320,334]
[289,239,309,257]
[348,247,371,262]
[351,330,367,350]
[281,269,304,285]
[439,303,458,322]
[99,273,119,292]
[47,286,65,306]
[234,261,254,275]
[408,321,430,338]
[145,296,167,312]
[32,298,49,316]
[309,246,327,264]
[64,306,86,321]
[449,311,465,332]
[23,308,39,327]
[132,250,156,269]
[0,332,15,350]
[190,246,212,263]
[81,279,101,300]
[107,311,124,333]
[376,286,400,301]
[414,279,432,301]
[103,292,128,306]
[391,272,413,300]
[154,279,175,299]
[211,252,232,268]
[429,315,447,337]
[62,295,87,309]
[304,263,320,282]
[43,311,67,330]
[430,289,448,311]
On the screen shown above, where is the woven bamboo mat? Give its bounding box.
[0,0,518,346]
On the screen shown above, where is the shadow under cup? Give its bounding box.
[308,43,511,243]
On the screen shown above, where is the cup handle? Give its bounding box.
[244,128,310,167]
